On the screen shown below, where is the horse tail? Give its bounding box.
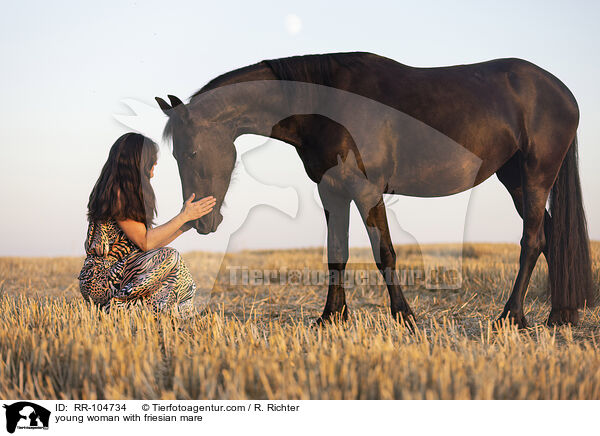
[545,134,595,324]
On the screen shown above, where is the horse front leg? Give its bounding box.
[355,196,416,329]
[316,185,351,324]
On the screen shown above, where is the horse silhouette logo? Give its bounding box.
[2,402,50,433]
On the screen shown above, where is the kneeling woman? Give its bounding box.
[78,132,216,318]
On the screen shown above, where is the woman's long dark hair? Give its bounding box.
[87,133,158,227]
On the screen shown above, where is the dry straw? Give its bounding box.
[0,242,599,399]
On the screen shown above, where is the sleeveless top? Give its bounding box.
[78,218,140,307]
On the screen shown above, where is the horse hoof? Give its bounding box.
[547,308,579,326]
[311,317,327,330]
[494,311,528,329]
[392,311,417,332]
[312,310,350,328]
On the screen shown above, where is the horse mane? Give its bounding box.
[263,53,344,86]
[263,52,374,88]
[162,52,375,142]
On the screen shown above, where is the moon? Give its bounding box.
[284,14,302,35]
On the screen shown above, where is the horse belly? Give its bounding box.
[385,148,483,197]
[365,117,485,198]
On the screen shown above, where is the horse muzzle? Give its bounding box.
[193,212,224,235]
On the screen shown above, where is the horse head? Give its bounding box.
[156,94,237,234]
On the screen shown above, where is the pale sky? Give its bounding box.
[1,0,599,256]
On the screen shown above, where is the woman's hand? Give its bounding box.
[180,193,216,222]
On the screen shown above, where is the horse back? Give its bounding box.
[334,54,579,193]
[265,53,579,196]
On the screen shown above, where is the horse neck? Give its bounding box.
[224,82,304,147]
[197,67,319,146]
[194,61,290,139]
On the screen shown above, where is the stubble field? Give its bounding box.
[1,242,599,400]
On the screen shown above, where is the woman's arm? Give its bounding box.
[150,221,193,248]
[117,215,185,252]
[117,194,216,251]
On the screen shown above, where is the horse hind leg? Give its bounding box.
[495,153,551,328]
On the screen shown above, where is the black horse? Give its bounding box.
[156,51,594,328]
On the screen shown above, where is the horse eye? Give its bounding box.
[188,151,197,159]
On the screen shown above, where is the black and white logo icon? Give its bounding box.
[2,402,50,433]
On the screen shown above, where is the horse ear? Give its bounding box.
[156,95,189,121]
[167,94,185,107]
[167,94,190,120]
[155,97,172,115]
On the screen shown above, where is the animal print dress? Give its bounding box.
[78,219,195,319]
